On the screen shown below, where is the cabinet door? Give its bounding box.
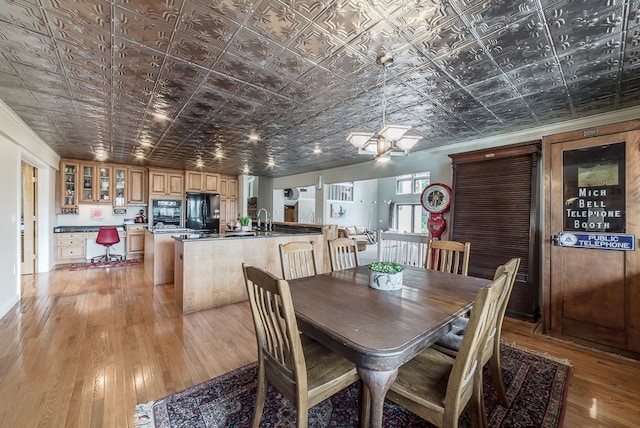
[127,232,145,253]
[167,173,184,196]
[203,173,219,193]
[150,171,167,195]
[97,165,112,203]
[227,178,238,198]
[226,198,237,223]
[185,171,203,192]
[80,164,96,202]
[113,167,127,208]
[60,161,78,208]
[219,177,228,197]
[128,168,146,204]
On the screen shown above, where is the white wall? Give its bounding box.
[0,135,20,319]
[0,100,60,320]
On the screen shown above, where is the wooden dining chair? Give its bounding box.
[279,241,318,280]
[377,231,430,267]
[386,272,509,428]
[328,237,360,271]
[242,264,359,428]
[425,239,471,276]
[433,257,521,407]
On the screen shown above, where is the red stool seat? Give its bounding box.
[92,227,123,263]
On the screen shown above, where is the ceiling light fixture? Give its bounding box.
[347,53,421,161]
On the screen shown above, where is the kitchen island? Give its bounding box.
[144,228,192,285]
[173,224,328,313]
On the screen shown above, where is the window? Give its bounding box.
[396,172,430,195]
[327,182,354,201]
[395,204,429,234]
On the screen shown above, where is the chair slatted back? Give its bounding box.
[444,273,508,420]
[328,237,360,271]
[242,265,306,398]
[279,241,318,280]
[485,257,521,361]
[377,231,430,267]
[425,239,471,276]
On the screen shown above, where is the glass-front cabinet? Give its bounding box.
[98,166,112,202]
[61,161,78,208]
[113,167,126,208]
[80,165,95,202]
[80,164,112,203]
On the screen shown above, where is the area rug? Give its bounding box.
[134,342,572,427]
[69,259,139,271]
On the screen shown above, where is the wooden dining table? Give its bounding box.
[287,264,491,428]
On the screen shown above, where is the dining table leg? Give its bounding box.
[357,367,398,428]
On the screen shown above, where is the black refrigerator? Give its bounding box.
[185,192,221,233]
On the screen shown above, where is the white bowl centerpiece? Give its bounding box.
[368,262,404,291]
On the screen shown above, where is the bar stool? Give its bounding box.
[91,227,123,263]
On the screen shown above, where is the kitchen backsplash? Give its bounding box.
[57,205,146,227]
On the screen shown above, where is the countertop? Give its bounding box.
[172,228,322,242]
[54,225,127,233]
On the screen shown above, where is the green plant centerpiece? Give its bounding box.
[239,216,252,230]
[368,262,404,291]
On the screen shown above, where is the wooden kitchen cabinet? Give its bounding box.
[219,174,238,230]
[148,168,184,198]
[220,197,237,230]
[113,167,127,209]
[185,171,219,193]
[55,233,86,263]
[80,163,112,203]
[127,167,147,205]
[126,224,146,258]
[60,161,78,208]
[219,175,238,198]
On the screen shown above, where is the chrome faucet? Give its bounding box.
[257,208,270,230]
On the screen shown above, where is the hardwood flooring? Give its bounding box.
[0,264,638,427]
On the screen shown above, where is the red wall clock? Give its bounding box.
[420,183,452,214]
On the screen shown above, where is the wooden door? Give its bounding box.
[548,130,640,354]
[21,163,37,275]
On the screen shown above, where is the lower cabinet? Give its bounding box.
[55,233,86,263]
[55,229,134,264]
[126,225,146,258]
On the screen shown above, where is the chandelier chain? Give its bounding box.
[381,63,387,128]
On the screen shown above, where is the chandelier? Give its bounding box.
[347,53,422,162]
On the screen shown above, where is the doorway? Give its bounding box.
[545,129,640,355]
[21,162,37,275]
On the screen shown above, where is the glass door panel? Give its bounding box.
[81,165,95,202]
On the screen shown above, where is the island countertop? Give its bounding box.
[171,228,322,242]
[174,226,326,313]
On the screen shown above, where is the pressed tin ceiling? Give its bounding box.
[1,0,640,178]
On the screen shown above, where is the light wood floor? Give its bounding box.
[0,264,638,427]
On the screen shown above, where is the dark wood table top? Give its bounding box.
[288,265,491,370]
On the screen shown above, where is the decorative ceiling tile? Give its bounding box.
[1,0,640,176]
[114,6,174,51]
[247,0,311,46]
[0,0,47,33]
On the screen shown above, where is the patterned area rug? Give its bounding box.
[134,342,572,428]
[69,259,139,271]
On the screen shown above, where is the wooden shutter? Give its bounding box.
[449,141,540,321]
